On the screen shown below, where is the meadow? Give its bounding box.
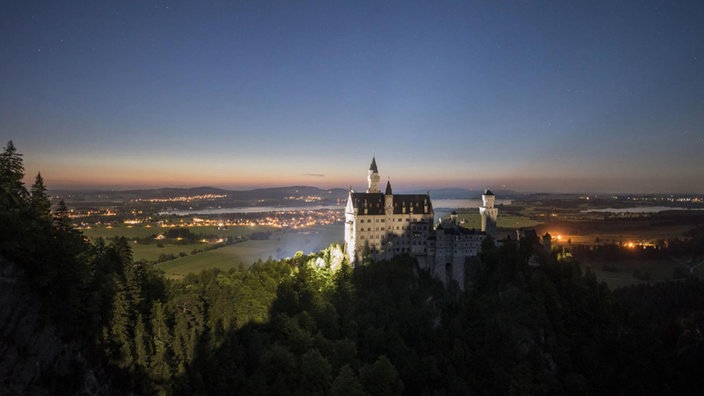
[81,223,344,278]
[157,227,341,278]
[81,224,277,263]
[582,258,704,289]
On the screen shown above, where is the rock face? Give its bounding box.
[0,257,104,395]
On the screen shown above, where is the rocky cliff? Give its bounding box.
[0,257,106,395]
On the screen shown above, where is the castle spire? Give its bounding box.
[385,179,392,195]
[367,156,380,193]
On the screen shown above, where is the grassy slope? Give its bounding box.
[80,223,342,278]
[158,224,343,278]
[80,224,279,262]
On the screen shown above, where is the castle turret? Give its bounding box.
[479,189,499,235]
[385,179,393,208]
[367,157,380,193]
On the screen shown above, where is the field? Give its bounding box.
[451,201,703,289]
[81,223,344,278]
[81,224,278,262]
[533,224,693,246]
[81,224,274,240]
[582,258,704,289]
[158,224,343,278]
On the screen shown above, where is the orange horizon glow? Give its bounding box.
[20,154,704,194]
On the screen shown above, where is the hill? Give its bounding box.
[50,185,349,208]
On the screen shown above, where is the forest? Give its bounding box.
[2,140,703,395]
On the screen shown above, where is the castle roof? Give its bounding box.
[385,180,392,195]
[484,189,494,196]
[369,157,378,172]
[349,192,433,215]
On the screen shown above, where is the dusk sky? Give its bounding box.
[2,0,703,193]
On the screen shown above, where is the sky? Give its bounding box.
[1,0,703,193]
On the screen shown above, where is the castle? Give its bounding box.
[344,157,499,288]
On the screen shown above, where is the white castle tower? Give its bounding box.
[367,157,380,193]
[479,189,498,235]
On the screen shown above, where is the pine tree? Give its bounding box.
[53,199,72,231]
[299,349,332,395]
[0,140,28,209]
[360,355,404,396]
[150,301,174,381]
[109,277,137,366]
[172,313,193,375]
[111,236,134,268]
[30,172,52,220]
[331,365,365,396]
[135,313,154,369]
[0,140,27,200]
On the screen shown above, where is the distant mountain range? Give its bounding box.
[128,186,349,200]
[50,186,349,205]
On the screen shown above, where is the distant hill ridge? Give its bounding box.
[50,185,350,201]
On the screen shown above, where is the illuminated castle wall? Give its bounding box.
[344,157,434,263]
